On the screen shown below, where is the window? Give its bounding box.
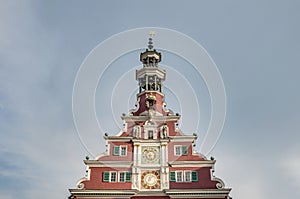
[174,145,188,156]
[120,146,127,156]
[169,171,198,182]
[102,171,117,182]
[148,130,153,139]
[170,171,176,182]
[118,172,132,182]
[113,146,120,156]
[113,145,127,156]
[182,146,188,155]
[103,172,110,182]
[184,171,191,182]
[175,146,181,156]
[176,171,183,182]
[110,172,117,182]
[119,172,125,182]
[101,171,130,183]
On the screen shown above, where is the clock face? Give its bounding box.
[141,171,160,189]
[141,146,160,164]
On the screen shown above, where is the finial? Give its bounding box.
[149,31,156,37]
[148,31,155,50]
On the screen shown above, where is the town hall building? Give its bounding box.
[69,36,232,199]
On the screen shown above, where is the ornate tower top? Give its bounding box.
[136,34,166,96]
[140,32,161,66]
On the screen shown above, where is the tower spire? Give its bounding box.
[148,31,155,50]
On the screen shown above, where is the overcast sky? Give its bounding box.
[1,1,300,199]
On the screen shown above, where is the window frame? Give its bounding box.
[113,145,127,156]
[118,171,126,182]
[148,130,154,139]
[175,170,183,182]
[120,146,127,156]
[174,145,188,156]
[174,145,182,156]
[184,170,192,182]
[110,171,117,182]
[170,170,198,183]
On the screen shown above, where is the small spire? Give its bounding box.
[148,31,156,50]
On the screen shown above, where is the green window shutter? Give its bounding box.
[113,146,120,156]
[192,171,198,182]
[125,172,132,182]
[182,146,188,155]
[170,172,176,182]
[103,172,110,182]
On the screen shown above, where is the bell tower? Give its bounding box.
[137,32,165,93]
[128,33,170,191]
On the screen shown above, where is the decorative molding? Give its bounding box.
[75,177,87,189]
[169,160,215,167]
[104,136,133,142]
[168,135,197,142]
[121,115,180,122]
[165,188,232,198]
[210,168,226,190]
[129,96,141,114]
[69,189,136,198]
[84,160,132,167]
[77,183,84,189]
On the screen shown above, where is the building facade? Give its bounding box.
[69,37,231,199]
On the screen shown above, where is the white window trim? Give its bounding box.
[175,170,183,182]
[113,145,127,156]
[174,145,182,156]
[120,145,127,156]
[118,171,126,182]
[109,171,117,182]
[184,170,192,182]
[174,145,188,156]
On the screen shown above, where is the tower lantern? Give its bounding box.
[137,34,165,93]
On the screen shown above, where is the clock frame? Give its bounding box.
[141,146,160,164]
[141,170,160,189]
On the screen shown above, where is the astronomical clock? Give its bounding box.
[141,170,160,189]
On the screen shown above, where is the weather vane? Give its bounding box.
[149,31,156,37]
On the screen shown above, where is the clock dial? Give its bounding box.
[141,171,160,189]
[141,146,160,164]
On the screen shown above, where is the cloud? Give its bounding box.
[281,148,300,188]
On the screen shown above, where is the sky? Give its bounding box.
[1,0,300,199]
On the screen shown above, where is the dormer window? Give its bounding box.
[113,145,127,156]
[174,145,188,156]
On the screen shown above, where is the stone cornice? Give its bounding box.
[169,160,215,167]
[69,188,231,198]
[84,160,132,167]
[104,136,133,141]
[69,189,136,198]
[165,188,232,198]
[121,115,180,122]
[168,135,197,142]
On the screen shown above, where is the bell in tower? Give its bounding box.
[136,33,166,93]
